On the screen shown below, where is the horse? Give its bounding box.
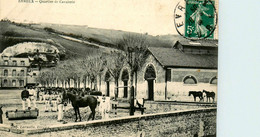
[188,91,203,102]
[202,90,215,103]
[62,91,98,122]
[89,91,102,96]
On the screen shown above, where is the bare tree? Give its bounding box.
[87,54,106,91]
[116,33,149,115]
[116,34,149,96]
[78,57,92,89]
[104,51,125,98]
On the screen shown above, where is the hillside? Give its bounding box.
[0,20,218,61]
[0,21,102,59]
[30,23,180,48]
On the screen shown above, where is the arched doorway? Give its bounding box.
[105,72,111,96]
[121,69,129,98]
[144,64,156,101]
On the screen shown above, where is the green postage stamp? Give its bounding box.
[174,0,217,39]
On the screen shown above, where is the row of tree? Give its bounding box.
[36,34,149,96]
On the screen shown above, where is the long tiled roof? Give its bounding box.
[148,47,217,69]
[176,40,218,47]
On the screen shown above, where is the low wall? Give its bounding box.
[144,101,217,114]
[0,108,216,136]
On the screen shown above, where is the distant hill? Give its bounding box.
[30,23,179,49]
[0,20,217,61]
[0,21,102,59]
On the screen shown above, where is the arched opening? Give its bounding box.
[12,69,16,76]
[210,76,217,84]
[12,80,16,87]
[121,69,129,98]
[3,79,8,87]
[4,69,8,76]
[20,80,24,87]
[183,75,197,84]
[144,64,156,101]
[105,72,111,96]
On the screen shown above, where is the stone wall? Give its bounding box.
[18,108,217,136]
[144,101,217,114]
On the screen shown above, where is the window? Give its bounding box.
[12,80,16,87]
[12,69,16,76]
[21,61,25,66]
[3,79,8,86]
[20,70,25,76]
[4,60,8,65]
[183,75,197,84]
[4,70,8,76]
[12,60,17,66]
[33,73,37,76]
[210,76,217,84]
[19,80,24,86]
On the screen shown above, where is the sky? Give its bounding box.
[0,0,180,35]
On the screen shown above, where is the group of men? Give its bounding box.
[21,86,65,122]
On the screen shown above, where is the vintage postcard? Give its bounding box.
[0,0,218,136]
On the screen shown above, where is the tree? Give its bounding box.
[116,33,149,115]
[117,34,149,94]
[104,51,125,99]
[87,53,106,91]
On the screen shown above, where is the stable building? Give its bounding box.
[101,40,218,102]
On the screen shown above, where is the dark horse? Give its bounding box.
[188,91,203,102]
[202,90,215,103]
[62,92,98,122]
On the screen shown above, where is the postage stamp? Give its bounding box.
[174,0,217,39]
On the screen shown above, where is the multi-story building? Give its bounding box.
[0,56,30,88]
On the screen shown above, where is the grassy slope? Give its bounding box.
[31,23,179,48]
[1,21,209,59]
[0,21,101,59]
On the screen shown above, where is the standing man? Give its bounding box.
[100,95,110,119]
[21,86,30,110]
[30,86,37,108]
[57,94,64,122]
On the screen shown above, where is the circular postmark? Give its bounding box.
[174,0,218,40]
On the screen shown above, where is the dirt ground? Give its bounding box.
[0,89,212,137]
[0,89,142,129]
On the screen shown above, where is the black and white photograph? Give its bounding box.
[0,0,218,136]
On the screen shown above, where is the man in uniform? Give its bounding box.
[99,95,110,119]
[30,86,37,108]
[57,94,64,122]
[21,86,31,110]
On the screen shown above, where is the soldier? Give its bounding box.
[44,90,50,112]
[99,95,110,119]
[30,86,37,108]
[57,94,64,122]
[21,86,31,110]
[51,91,57,112]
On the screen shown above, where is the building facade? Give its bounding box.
[0,56,30,88]
[99,40,218,102]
